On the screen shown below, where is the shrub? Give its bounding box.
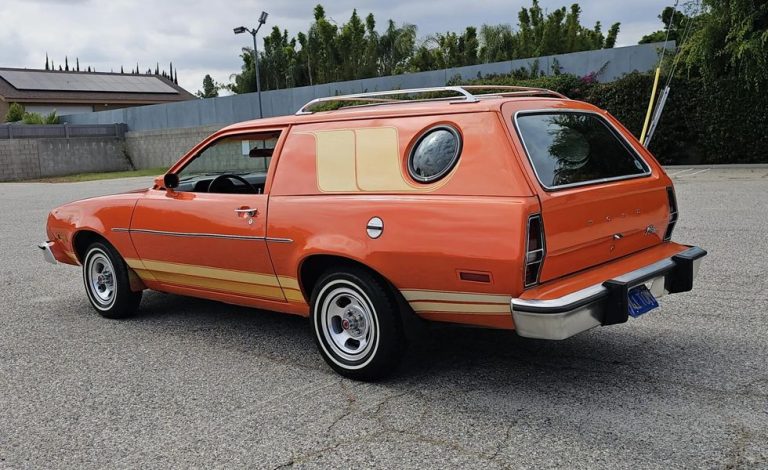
[5,102,24,122]
[20,110,59,125]
[459,71,768,164]
[22,112,44,124]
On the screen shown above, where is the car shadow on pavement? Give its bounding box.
[130,291,702,396]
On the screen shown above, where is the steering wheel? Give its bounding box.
[208,174,258,194]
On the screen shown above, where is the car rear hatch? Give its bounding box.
[502,103,675,284]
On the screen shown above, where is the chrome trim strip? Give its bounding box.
[112,227,293,243]
[512,255,679,312]
[265,237,294,243]
[113,228,264,241]
[512,284,607,312]
[512,109,653,192]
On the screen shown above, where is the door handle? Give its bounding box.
[234,208,258,217]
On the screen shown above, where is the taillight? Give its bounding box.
[664,186,678,241]
[524,214,545,287]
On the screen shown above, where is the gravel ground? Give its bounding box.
[0,167,766,469]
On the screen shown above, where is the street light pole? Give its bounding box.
[250,30,263,119]
[234,11,268,119]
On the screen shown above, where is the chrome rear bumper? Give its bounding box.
[38,241,58,265]
[511,246,706,340]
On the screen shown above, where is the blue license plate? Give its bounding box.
[628,285,659,318]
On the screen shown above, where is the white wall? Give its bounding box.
[25,104,93,115]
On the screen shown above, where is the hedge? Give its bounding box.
[459,72,768,164]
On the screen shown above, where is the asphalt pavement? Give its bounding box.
[0,167,766,469]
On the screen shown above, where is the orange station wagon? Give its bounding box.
[40,86,706,380]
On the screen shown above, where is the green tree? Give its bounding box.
[479,24,516,63]
[605,22,620,48]
[229,48,258,94]
[679,0,768,89]
[227,1,624,93]
[362,13,380,78]
[379,20,417,75]
[196,74,219,98]
[338,9,367,79]
[639,6,689,44]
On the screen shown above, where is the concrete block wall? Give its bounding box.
[0,137,130,181]
[37,138,130,177]
[0,139,40,180]
[125,124,224,170]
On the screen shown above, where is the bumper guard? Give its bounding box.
[38,241,58,265]
[511,246,706,340]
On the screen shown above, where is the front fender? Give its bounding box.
[45,194,143,265]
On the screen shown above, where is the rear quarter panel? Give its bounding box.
[267,111,539,328]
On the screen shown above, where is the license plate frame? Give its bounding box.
[627,284,659,318]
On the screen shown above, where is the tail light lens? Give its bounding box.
[524,214,545,287]
[664,186,678,241]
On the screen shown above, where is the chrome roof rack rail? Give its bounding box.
[295,85,565,115]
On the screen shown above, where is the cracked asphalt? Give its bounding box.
[1,167,767,469]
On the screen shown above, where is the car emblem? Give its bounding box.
[646,224,657,235]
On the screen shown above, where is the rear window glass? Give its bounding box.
[515,112,649,189]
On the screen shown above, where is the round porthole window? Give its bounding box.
[408,126,462,183]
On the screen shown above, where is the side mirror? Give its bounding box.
[163,173,179,190]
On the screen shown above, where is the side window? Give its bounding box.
[407,126,462,183]
[176,131,280,194]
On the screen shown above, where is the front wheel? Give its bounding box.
[311,267,406,381]
[82,241,142,319]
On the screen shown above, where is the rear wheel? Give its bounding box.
[82,242,141,319]
[311,267,405,381]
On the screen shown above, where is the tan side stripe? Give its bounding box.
[141,270,286,300]
[401,289,511,304]
[283,289,305,302]
[409,301,510,315]
[278,276,301,290]
[125,258,148,270]
[138,259,282,287]
[127,258,303,301]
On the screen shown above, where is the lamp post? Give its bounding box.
[234,10,268,119]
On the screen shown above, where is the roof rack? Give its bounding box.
[295,85,566,115]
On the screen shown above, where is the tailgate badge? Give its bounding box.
[646,224,657,235]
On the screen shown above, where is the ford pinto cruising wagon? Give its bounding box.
[41,86,706,380]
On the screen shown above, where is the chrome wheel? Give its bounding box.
[311,268,405,380]
[86,249,116,309]
[318,281,378,364]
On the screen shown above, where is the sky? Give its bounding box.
[0,0,671,95]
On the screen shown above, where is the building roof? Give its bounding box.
[0,67,195,105]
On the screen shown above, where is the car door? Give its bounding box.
[129,129,287,302]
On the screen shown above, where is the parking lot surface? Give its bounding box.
[1,167,767,469]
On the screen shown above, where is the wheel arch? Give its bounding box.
[72,229,111,264]
[299,254,390,301]
[73,229,146,292]
[297,253,424,335]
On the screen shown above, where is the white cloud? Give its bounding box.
[1,0,671,94]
